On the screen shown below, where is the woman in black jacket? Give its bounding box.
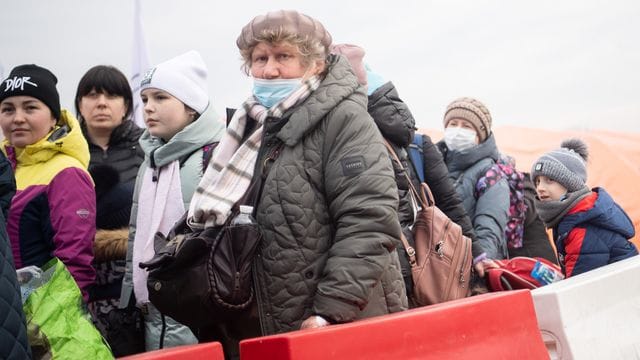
[0,151,31,360]
[74,65,145,356]
[75,65,144,184]
[332,44,475,302]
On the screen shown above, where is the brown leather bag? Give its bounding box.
[385,141,472,306]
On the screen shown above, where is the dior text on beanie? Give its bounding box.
[0,64,61,120]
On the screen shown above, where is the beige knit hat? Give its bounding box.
[443,97,492,143]
[236,10,332,53]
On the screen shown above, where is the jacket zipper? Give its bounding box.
[441,220,455,299]
[252,249,267,335]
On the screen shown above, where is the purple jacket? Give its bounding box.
[3,110,96,300]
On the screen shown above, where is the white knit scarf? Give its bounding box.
[132,161,185,305]
[188,76,320,228]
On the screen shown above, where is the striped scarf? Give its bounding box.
[187,76,320,228]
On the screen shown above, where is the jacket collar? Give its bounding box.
[81,118,143,148]
[441,133,501,173]
[276,55,365,147]
[139,103,225,168]
[558,187,635,238]
[2,109,90,169]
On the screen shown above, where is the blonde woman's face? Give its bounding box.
[250,42,323,80]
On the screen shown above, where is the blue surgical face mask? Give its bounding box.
[252,78,302,108]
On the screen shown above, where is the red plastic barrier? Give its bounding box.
[118,342,224,360]
[240,290,547,360]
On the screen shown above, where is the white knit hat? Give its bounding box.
[140,50,209,114]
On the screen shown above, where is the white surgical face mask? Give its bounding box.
[444,127,478,151]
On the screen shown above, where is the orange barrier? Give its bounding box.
[118,342,224,360]
[240,290,547,360]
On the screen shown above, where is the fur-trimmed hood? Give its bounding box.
[93,228,129,262]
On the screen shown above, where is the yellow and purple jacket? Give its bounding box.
[2,110,96,300]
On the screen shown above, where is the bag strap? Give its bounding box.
[383,140,436,209]
[226,108,237,127]
[201,142,218,169]
[383,139,430,269]
[231,141,284,217]
[399,232,417,267]
[408,133,425,183]
[487,268,539,291]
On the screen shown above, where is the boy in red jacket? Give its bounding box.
[531,139,637,278]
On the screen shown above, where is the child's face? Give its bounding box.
[535,175,568,202]
[141,88,194,142]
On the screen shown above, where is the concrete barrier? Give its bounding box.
[118,342,224,360]
[532,255,640,359]
[241,290,547,360]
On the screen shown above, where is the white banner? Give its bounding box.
[130,0,150,128]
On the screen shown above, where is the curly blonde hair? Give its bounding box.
[239,28,328,76]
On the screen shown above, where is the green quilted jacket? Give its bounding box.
[253,55,408,335]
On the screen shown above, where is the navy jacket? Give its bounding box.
[555,187,637,277]
[0,151,31,359]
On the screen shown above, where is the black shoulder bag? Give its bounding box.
[139,142,282,329]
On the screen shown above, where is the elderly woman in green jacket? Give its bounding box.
[188,9,407,357]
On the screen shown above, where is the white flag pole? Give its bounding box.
[130,0,150,128]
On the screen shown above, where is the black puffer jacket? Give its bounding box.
[368,82,416,230]
[0,152,31,360]
[417,134,476,240]
[82,119,144,184]
[368,82,474,238]
[368,82,475,296]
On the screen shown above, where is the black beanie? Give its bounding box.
[0,64,61,120]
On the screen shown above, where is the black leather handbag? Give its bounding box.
[139,210,260,329]
[139,142,282,329]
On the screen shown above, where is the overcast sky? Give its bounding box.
[2,0,639,132]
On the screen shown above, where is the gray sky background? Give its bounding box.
[2,0,639,132]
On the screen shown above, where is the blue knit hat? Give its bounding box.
[531,138,589,192]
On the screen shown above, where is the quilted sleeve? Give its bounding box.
[312,100,403,322]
